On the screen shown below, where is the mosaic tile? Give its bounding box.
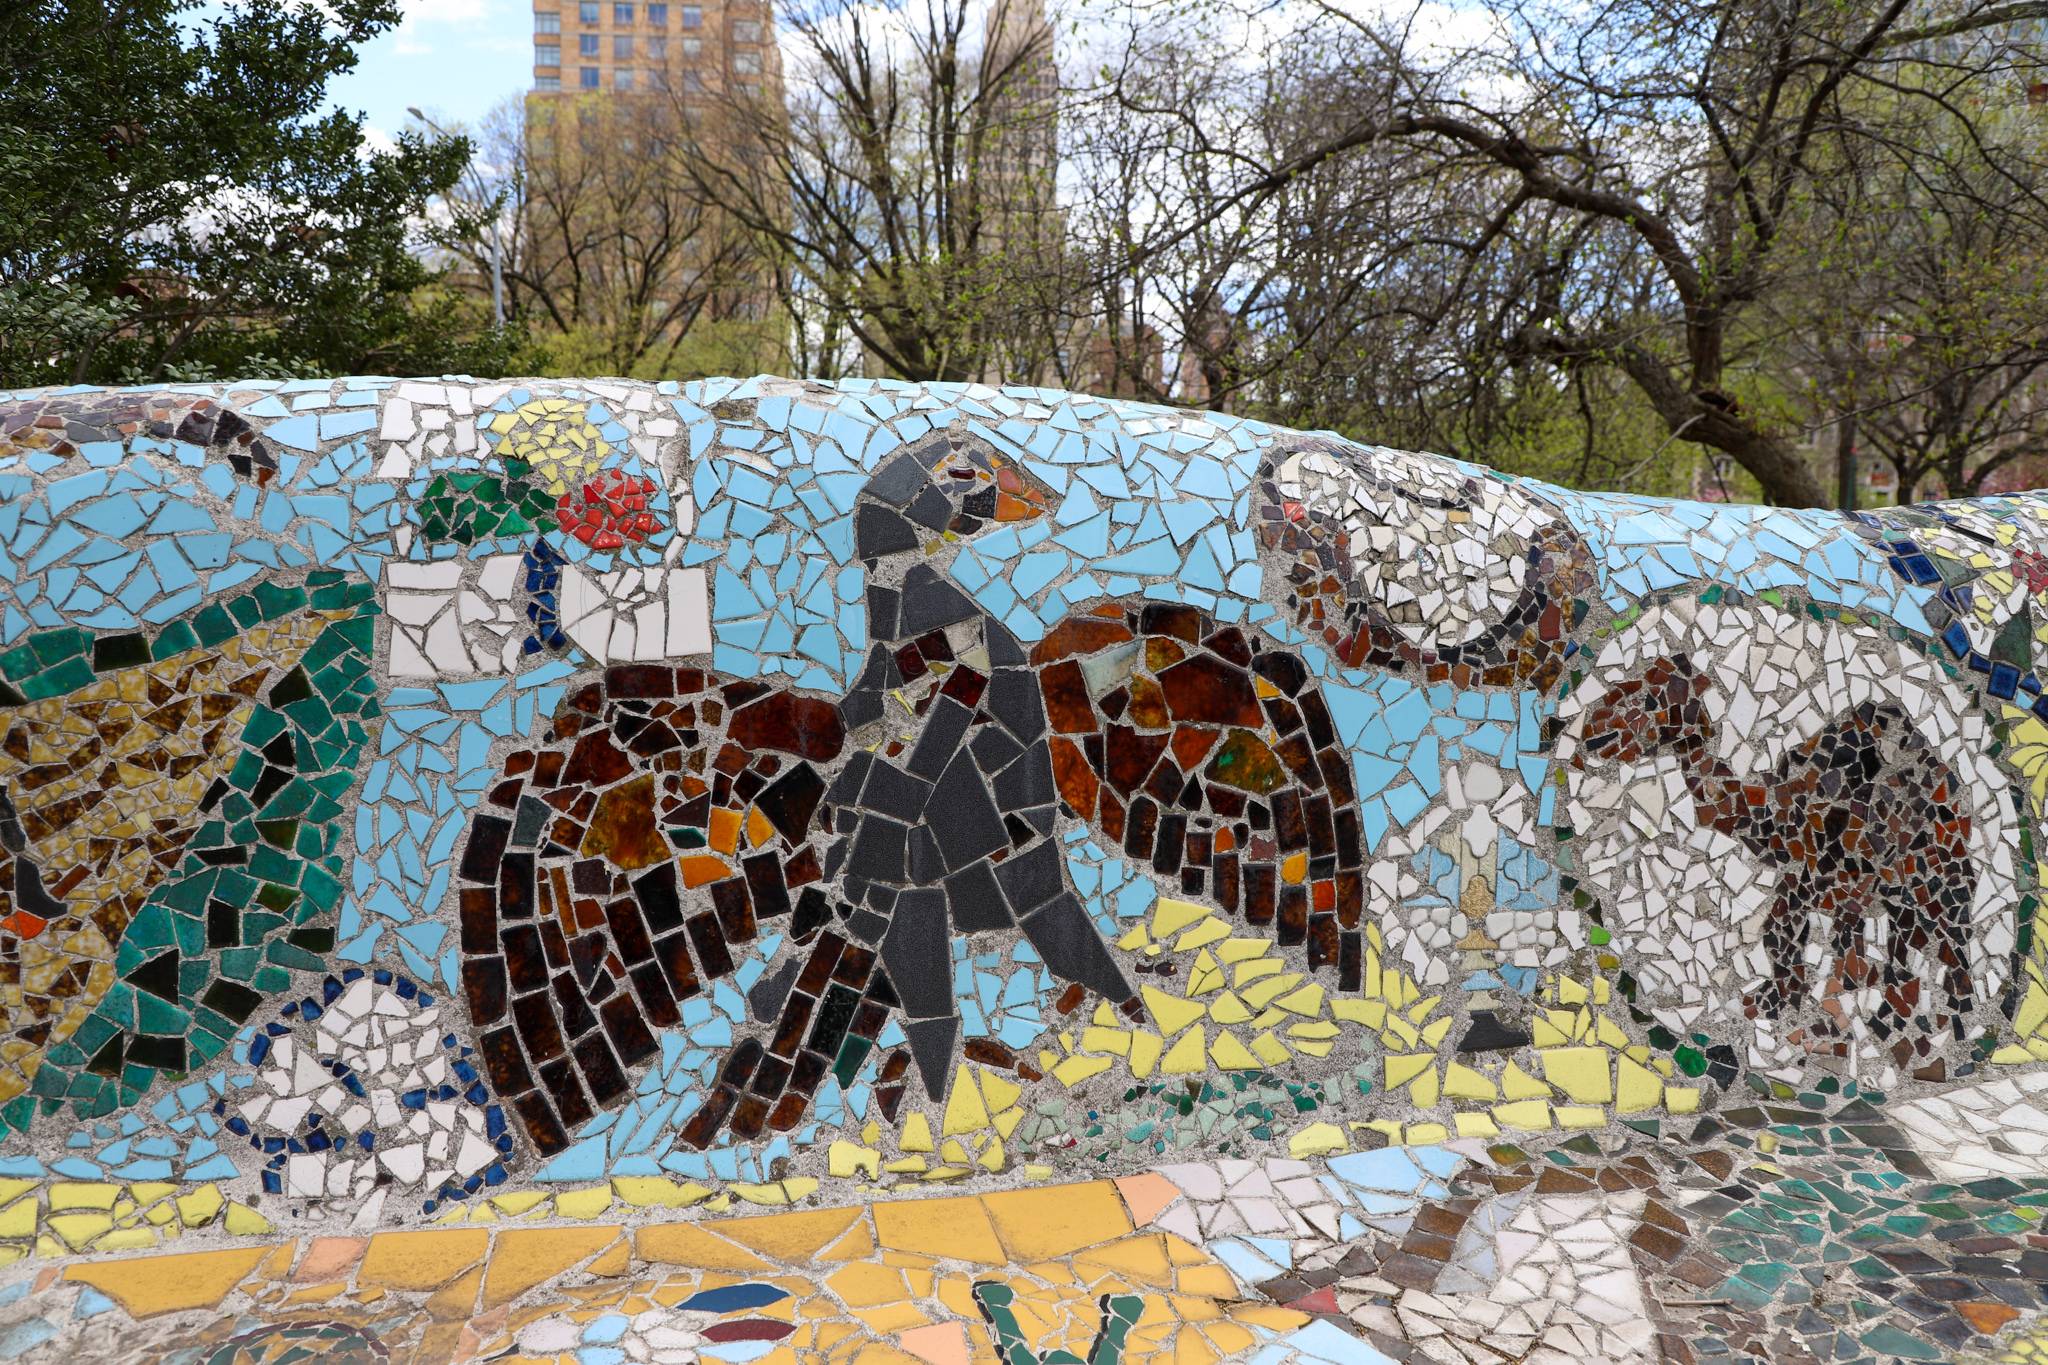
[6,375,2048,1359]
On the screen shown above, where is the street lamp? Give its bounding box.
[410,107,505,328]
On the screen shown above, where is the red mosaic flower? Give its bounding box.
[2017,548,2048,594]
[555,469,662,549]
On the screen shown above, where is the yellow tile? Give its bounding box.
[1666,1086,1701,1114]
[1501,1059,1551,1100]
[732,1179,819,1205]
[67,1245,269,1316]
[1541,1047,1613,1104]
[0,1198,35,1240]
[1443,1062,1496,1101]
[1453,1112,1501,1138]
[1555,1105,1607,1128]
[1160,1026,1207,1074]
[223,1203,272,1236]
[872,1194,1005,1264]
[49,1183,118,1212]
[1151,897,1211,937]
[1209,1030,1261,1070]
[981,1182,1131,1261]
[1248,1031,1290,1067]
[491,1191,550,1216]
[1491,1100,1552,1130]
[553,1185,615,1219]
[93,1227,157,1252]
[1052,1054,1113,1085]
[359,1229,492,1292]
[612,1177,711,1208]
[899,1112,934,1153]
[1080,1026,1130,1055]
[1128,1029,1164,1079]
[1329,997,1387,1029]
[45,1212,110,1250]
[1384,1053,1433,1090]
[942,1070,992,1134]
[1142,987,1206,1037]
[1274,983,1325,1016]
[1287,1123,1346,1158]
[1175,917,1229,951]
[1207,991,1251,1025]
[1215,936,1271,965]
[829,1141,881,1179]
[483,1226,619,1308]
[1615,1056,1662,1114]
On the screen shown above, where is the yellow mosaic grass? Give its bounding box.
[487,396,611,495]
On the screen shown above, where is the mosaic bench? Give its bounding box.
[1,376,2047,1362]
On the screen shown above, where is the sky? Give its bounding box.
[328,0,536,146]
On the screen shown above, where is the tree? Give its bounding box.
[0,0,513,387]
[1087,0,2048,505]
[431,96,783,381]
[1769,70,2048,503]
[672,0,1087,384]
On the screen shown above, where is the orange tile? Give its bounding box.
[484,1226,621,1308]
[871,1196,1004,1265]
[712,1205,865,1263]
[1113,1172,1181,1227]
[66,1246,270,1316]
[358,1228,490,1292]
[980,1182,1132,1261]
[636,1223,775,1271]
[293,1236,368,1283]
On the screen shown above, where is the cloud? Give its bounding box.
[391,0,500,56]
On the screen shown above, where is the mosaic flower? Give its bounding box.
[484,395,613,495]
[556,468,663,548]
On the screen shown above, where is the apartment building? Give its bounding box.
[530,0,779,99]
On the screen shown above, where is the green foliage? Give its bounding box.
[0,0,518,388]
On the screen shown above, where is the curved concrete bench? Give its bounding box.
[0,375,2041,1214]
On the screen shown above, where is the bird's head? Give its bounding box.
[854,431,1050,561]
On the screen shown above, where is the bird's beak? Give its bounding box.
[993,462,1050,522]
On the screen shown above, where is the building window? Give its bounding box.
[615,67,635,88]
[647,64,670,89]
[681,36,701,55]
[580,65,600,87]
[613,33,632,57]
[681,69,705,93]
[736,81,760,97]
[732,50,760,73]
[680,4,700,27]
[578,1,597,20]
[646,2,667,23]
[578,32,598,55]
[537,73,562,89]
[613,1,633,21]
[535,41,560,63]
[535,10,561,32]
[732,18,761,42]
[645,34,666,59]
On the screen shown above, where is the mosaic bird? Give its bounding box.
[459,432,1145,1157]
[1256,436,1594,692]
[1569,653,1977,1045]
